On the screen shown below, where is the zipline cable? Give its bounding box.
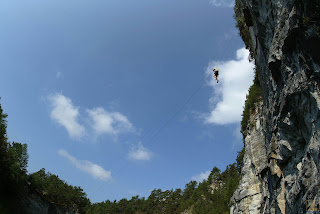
[89,33,237,200]
[147,70,213,144]
[145,32,236,144]
[139,71,209,143]
[88,72,211,201]
[137,31,237,145]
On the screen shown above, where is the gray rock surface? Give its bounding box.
[231,0,320,213]
[18,187,76,214]
[231,102,267,214]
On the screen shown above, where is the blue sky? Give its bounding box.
[0,0,254,202]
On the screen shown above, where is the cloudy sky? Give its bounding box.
[0,0,254,202]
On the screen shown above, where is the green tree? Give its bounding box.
[29,168,90,213]
[7,142,29,183]
[0,100,11,213]
[0,100,9,178]
[0,101,29,213]
[236,147,245,173]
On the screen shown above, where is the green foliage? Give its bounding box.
[234,1,263,139]
[145,189,182,213]
[0,99,245,214]
[234,0,254,58]
[0,99,90,213]
[0,100,9,176]
[89,196,147,214]
[0,101,29,213]
[7,142,29,181]
[29,168,90,213]
[0,100,7,144]
[182,163,241,214]
[86,154,244,214]
[240,71,262,138]
[236,147,245,174]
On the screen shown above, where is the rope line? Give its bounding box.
[144,32,236,144]
[89,33,237,201]
[139,71,209,143]
[147,71,213,144]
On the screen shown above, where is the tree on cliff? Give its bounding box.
[0,98,244,213]
[0,99,90,213]
[29,168,90,213]
[0,100,29,213]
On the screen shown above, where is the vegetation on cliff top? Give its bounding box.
[234,0,254,59]
[29,168,90,212]
[88,163,242,214]
[0,101,90,213]
[233,0,263,139]
[240,71,262,138]
[0,99,244,213]
[0,100,30,213]
[0,2,254,212]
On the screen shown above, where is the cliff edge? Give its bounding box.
[231,0,320,213]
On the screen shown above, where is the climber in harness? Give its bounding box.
[213,68,219,83]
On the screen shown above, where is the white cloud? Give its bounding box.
[47,93,135,141]
[48,93,85,139]
[58,149,112,182]
[209,0,234,7]
[87,107,134,136]
[56,71,62,79]
[128,142,152,161]
[192,170,211,183]
[205,48,255,125]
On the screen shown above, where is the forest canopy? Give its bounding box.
[0,99,243,214]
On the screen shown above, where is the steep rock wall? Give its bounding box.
[231,0,320,213]
[231,102,267,213]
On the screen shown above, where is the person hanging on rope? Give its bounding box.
[213,68,219,83]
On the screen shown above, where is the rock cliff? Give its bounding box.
[231,0,320,213]
[14,187,76,214]
[20,189,76,214]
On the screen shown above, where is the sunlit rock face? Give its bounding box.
[231,0,320,213]
[231,102,267,213]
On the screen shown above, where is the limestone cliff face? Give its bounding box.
[231,102,267,213]
[21,193,73,214]
[16,187,76,214]
[231,0,320,213]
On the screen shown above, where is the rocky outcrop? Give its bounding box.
[21,193,76,214]
[231,0,320,213]
[231,102,267,213]
[14,187,76,214]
